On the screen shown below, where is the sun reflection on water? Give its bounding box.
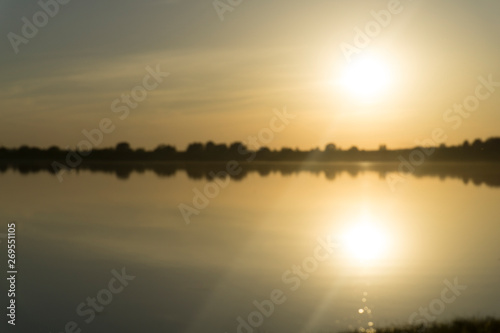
[339,214,391,263]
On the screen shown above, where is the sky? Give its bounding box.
[1,0,500,150]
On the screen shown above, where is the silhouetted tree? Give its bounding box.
[205,141,216,153]
[325,143,336,152]
[229,142,243,152]
[186,142,204,159]
[215,143,228,154]
[484,137,500,152]
[472,139,483,151]
[257,147,271,160]
[116,142,132,152]
[154,144,176,159]
[205,142,228,156]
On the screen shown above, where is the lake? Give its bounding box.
[1,162,499,333]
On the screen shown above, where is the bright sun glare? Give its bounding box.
[340,217,390,262]
[338,55,393,102]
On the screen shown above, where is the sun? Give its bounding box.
[340,217,390,262]
[338,55,393,102]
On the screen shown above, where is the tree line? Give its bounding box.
[1,137,500,162]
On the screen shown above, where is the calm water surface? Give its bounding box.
[1,163,499,333]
